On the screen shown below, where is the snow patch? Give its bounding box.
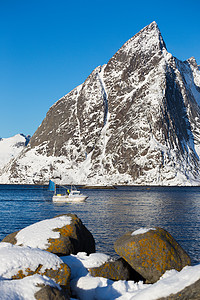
[131,228,156,236]
[0,274,60,300]
[0,243,63,279]
[98,65,109,126]
[16,215,71,249]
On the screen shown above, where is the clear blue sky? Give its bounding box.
[0,0,200,138]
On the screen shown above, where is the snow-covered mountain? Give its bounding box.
[0,134,30,170]
[1,21,200,185]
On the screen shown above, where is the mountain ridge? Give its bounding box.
[0,134,30,170]
[1,22,200,185]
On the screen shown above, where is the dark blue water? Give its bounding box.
[0,185,200,265]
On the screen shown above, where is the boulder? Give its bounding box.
[89,257,144,282]
[35,284,70,300]
[0,274,69,300]
[1,231,18,244]
[157,278,200,299]
[2,214,95,256]
[0,243,71,291]
[114,227,191,283]
[46,214,95,256]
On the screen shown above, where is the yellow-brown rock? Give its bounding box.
[0,243,71,292]
[1,214,95,256]
[46,214,95,256]
[114,227,191,283]
[12,262,70,291]
[89,257,144,282]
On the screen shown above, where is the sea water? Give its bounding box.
[0,185,199,265]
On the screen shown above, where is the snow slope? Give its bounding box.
[0,134,30,170]
[1,22,200,185]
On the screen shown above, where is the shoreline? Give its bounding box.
[0,183,200,188]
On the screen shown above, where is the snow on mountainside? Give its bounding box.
[0,134,30,170]
[1,21,200,185]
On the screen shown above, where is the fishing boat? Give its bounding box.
[48,180,88,203]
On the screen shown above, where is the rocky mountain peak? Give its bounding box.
[105,21,166,75]
[1,23,200,185]
[129,21,166,49]
[187,56,199,68]
[125,21,166,54]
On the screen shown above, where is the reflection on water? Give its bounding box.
[0,185,199,265]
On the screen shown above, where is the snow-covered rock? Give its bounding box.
[1,21,200,185]
[0,249,200,299]
[0,275,62,300]
[2,214,96,256]
[0,134,30,170]
[0,242,71,290]
[62,253,200,300]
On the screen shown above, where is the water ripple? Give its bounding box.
[0,185,199,264]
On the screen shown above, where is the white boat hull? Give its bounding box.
[53,194,88,203]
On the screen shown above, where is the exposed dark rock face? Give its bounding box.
[1,21,200,185]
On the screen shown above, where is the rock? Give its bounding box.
[157,278,200,299]
[2,214,95,256]
[0,274,69,299]
[0,243,71,291]
[35,284,70,300]
[46,214,95,256]
[1,230,18,244]
[89,257,144,282]
[114,227,191,283]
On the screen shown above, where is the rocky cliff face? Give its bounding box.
[1,21,200,185]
